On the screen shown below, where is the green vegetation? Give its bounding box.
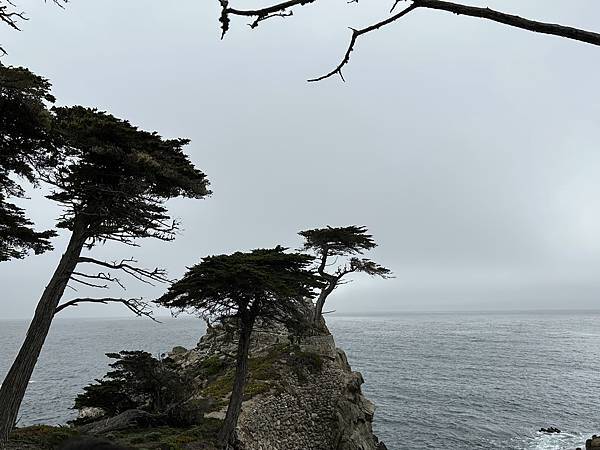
[156,247,322,446]
[200,344,323,404]
[0,67,211,442]
[105,420,222,449]
[7,425,79,449]
[0,65,58,262]
[200,355,227,378]
[7,421,223,450]
[74,351,202,426]
[299,225,391,323]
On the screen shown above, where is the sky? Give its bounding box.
[2,0,600,319]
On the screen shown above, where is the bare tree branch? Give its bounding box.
[55,297,159,322]
[219,0,318,36]
[309,2,418,82]
[1,0,66,56]
[70,276,109,289]
[77,256,172,286]
[219,0,600,82]
[72,271,126,289]
[414,0,600,47]
[249,10,293,29]
[0,1,27,31]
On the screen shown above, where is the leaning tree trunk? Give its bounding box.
[0,222,87,444]
[312,281,336,324]
[218,315,255,449]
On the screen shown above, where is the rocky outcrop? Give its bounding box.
[170,321,384,450]
[586,435,600,450]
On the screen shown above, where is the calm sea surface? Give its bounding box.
[1,311,600,449]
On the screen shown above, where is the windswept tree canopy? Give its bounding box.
[48,106,211,245]
[300,225,377,256]
[299,226,391,322]
[0,71,212,445]
[300,225,391,279]
[300,225,391,278]
[157,246,322,445]
[0,65,58,261]
[156,246,321,324]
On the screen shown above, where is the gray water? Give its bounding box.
[1,311,600,449]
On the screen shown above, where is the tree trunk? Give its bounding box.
[218,315,255,449]
[312,282,336,324]
[0,222,87,444]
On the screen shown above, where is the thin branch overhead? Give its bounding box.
[71,271,126,289]
[217,0,600,81]
[0,0,66,56]
[308,3,418,82]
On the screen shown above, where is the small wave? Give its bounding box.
[524,430,588,450]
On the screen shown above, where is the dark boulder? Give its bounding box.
[587,434,600,449]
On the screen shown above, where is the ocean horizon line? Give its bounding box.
[2,308,600,322]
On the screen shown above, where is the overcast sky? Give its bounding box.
[2,0,600,319]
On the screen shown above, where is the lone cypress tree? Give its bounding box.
[0,65,58,261]
[299,225,392,323]
[0,106,210,443]
[156,246,321,448]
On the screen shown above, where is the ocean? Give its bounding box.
[1,311,599,449]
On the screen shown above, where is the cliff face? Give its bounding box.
[171,322,386,450]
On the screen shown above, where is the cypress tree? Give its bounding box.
[299,225,392,323]
[156,246,321,448]
[0,105,210,443]
[0,65,58,261]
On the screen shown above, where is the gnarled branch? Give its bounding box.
[55,297,158,322]
[219,0,318,37]
[71,271,126,289]
[77,257,172,286]
[414,0,600,46]
[218,0,600,82]
[309,2,418,82]
[1,0,66,56]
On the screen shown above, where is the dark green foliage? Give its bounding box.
[74,351,191,420]
[48,106,210,244]
[300,224,392,279]
[200,355,227,377]
[157,246,322,445]
[7,425,79,449]
[156,246,321,324]
[0,200,56,261]
[299,225,391,322]
[0,65,58,261]
[0,68,212,445]
[299,225,377,256]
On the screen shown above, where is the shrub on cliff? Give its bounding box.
[74,351,197,426]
